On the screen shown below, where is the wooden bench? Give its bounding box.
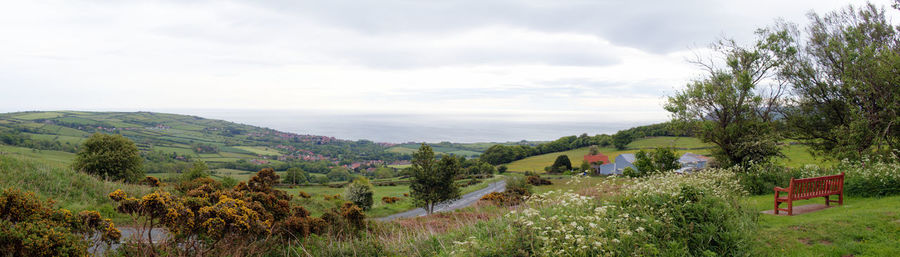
[774,173,844,215]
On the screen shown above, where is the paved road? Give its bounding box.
[376,180,506,221]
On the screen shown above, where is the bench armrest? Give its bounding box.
[774,187,789,193]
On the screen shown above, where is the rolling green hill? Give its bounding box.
[0,111,402,166]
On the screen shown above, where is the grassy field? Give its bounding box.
[0,154,153,223]
[233,146,283,156]
[0,144,76,163]
[505,146,712,173]
[625,136,711,149]
[747,194,900,256]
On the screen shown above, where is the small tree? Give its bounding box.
[589,145,600,155]
[497,165,508,174]
[633,148,681,176]
[327,167,352,181]
[580,160,591,172]
[410,144,461,214]
[182,160,209,181]
[344,178,374,210]
[73,133,143,182]
[284,167,307,185]
[551,155,572,173]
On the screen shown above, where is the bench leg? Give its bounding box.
[839,192,843,205]
[774,195,779,215]
[788,200,793,216]
[825,195,830,206]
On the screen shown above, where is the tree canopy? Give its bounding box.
[72,133,144,182]
[409,144,461,214]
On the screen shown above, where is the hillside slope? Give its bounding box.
[0,111,401,165]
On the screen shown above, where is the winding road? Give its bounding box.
[376,180,507,221]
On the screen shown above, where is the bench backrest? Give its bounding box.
[789,173,844,199]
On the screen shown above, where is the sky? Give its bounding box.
[0,0,892,141]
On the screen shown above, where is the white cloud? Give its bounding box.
[1,0,894,127]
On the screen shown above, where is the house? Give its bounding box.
[591,153,638,175]
[583,153,610,165]
[678,153,710,169]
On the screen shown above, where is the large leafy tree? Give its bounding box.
[665,36,786,167]
[764,3,900,160]
[550,155,572,173]
[73,133,144,182]
[283,167,307,185]
[410,144,461,214]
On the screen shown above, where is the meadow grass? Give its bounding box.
[746,194,900,256]
[234,146,283,156]
[625,136,712,149]
[506,146,711,173]
[0,144,75,163]
[0,154,153,223]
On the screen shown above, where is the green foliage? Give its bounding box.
[284,167,308,185]
[762,4,900,160]
[549,155,572,173]
[344,178,374,210]
[409,144,461,214]
[632,148,680,176]
[373,166,394,179]
[579,160,591,172]
[327,167,352,182]
[622,166,638,177]
[496,165,508,173]
[665,36,785,167]
[72,133,144,182]
[1,188,120,257]
[182,160,209,181]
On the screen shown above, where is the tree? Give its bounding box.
[633,148,681,176]
[497,165,508,174]
[182,160,209,181]
[580,160,591,172]
[72,133,144,182]
[284,167,307,185]
[665,35,786,167]
[373,167,395,179]
[409,144,461,214]
[612,132,632,150]
[763,3,900,160]
[589,145,600,155]
[344,178,374,210]
[550,155,572,173]
[327,167,352,181]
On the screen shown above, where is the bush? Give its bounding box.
[143,176,161,187]
[736,163,802,195]
[298,191,311,199]
[797,158,900,197]
[344,178,374,210]
[525,175,552,186]
[72,133,144,182]
[1,188,120,256]
[381,196,401,204]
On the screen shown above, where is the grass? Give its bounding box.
[233,146,282,156]
[625,136,712,149]
[777,144,837,168]
[747,194,900,256]
[0,154,153,223]
[0,144,76,163]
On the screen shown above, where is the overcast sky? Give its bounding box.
[0,0,890,124]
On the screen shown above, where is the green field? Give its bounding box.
[233,146,283,156]
[506,137,832,172]
[625,136,712,149]
[0,144,76,163]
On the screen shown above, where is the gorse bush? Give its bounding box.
[0,188,120,257]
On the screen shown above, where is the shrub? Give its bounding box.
[381,196,401,204]
[72,133,144,182]
[525,175,552,186]
[736,163,802,195]
[1,188,119,256]
[143,176,161,187]
[344,178,374,210]
[298,191,311,199]
[797,158,900,197]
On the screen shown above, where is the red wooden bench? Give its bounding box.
[774,173,844,215]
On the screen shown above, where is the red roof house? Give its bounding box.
[584,153,610,165]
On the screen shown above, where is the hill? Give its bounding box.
[0,111,404,167]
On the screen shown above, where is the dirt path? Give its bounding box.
[376,180,506,221]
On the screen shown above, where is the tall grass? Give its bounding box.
[0,154,152,221]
